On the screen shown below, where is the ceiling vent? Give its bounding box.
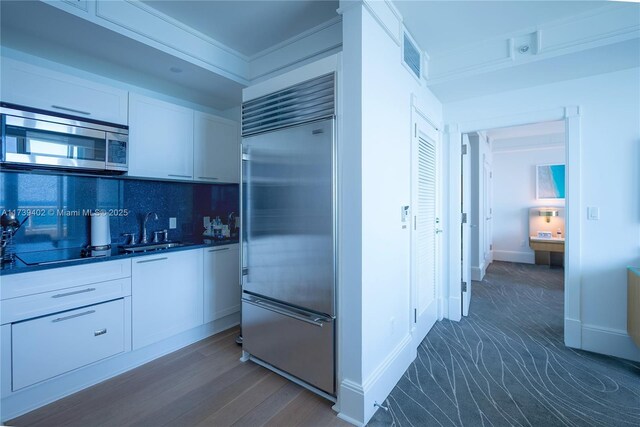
[403,32,422,80]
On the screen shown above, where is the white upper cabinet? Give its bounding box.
[128,93,194,180]
[0,58,128,125]
[194,112,240,183]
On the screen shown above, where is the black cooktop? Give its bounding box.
[16,247,111,266]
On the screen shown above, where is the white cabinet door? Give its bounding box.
[128,93,194,180]
[194,112,240,183]
[132,250,203,349]
[1,58,128,125]
[204,245,240,323]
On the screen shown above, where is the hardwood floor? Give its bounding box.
[8,327,349,427]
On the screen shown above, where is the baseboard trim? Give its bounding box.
[1,314,240,422]
[493,250,534,264]
[338,333,415,425]
[446,296,461,321]
[362,333,414,423]
[337,379,365,426]
[336,412,365,427]
[471,264,485,281]
[581,323,640,362]
[564,317,582,348]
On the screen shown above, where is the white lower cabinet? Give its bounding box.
[204,245,241,323]
[132,249,204,349]
[12,299,126,391]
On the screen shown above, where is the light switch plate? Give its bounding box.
[169,217,177,229]
[587,207,600,220]
[401,205,410,223]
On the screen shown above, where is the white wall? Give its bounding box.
[339,1,443,424]
[445,67,640,361]
[492,135,565,264]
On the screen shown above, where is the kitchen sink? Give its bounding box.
[120,242,185,253]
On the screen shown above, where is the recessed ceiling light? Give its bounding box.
[169,67,183,73]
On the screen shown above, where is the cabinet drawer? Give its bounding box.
[1,259,131,300]
[1,278,131,325]
[12,299,126,391]
[1,58,128,125]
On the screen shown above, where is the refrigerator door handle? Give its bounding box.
[243,296,331,327]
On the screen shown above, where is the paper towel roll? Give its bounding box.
[90,212,111,249]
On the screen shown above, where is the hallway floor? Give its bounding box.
[369,261,640,426]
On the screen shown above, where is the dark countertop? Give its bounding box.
[0,239,239,276]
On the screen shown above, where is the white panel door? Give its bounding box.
[194,112,240,183]
[462,134,472,316]
[132,250,203,349]
[483,161,493,264]
[411,112,439,344]
[128,93,194,180]
[1,58,129,125]
[204,245,241,323]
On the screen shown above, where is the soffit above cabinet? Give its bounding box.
[140,0,339,57]
[0,1,341,110]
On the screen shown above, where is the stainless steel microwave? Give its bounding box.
[0,103,128,173]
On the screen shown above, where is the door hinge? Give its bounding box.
[461,212,467,224]
[461,281,467,292]
[462,144,468,155]
[490,244,493,250]
[414,308,417,323]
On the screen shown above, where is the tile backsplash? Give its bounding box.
[0,171,239,252]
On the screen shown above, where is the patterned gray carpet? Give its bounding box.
[369,261,640,427]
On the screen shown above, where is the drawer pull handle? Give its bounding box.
[208,247,229,252]
[136,257,168,264]
[51,105,91,115]
[52,310,96,323]
[198,176,219,181]
[52,288,96,298]
[167,174,192,178]
[94,328,107,336]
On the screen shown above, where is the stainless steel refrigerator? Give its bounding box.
[241,74,336,396]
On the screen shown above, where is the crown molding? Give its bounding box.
[362,0,402,46]
[249,16,343,62]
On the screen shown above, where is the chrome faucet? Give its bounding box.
[141,212,158,244]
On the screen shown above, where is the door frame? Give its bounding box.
[444,107,582,348]
[461,134,472,316]
[410,98,443,347]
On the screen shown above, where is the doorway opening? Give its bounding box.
[461,120,567,318]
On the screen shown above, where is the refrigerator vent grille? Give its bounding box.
[242,73,334,136]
